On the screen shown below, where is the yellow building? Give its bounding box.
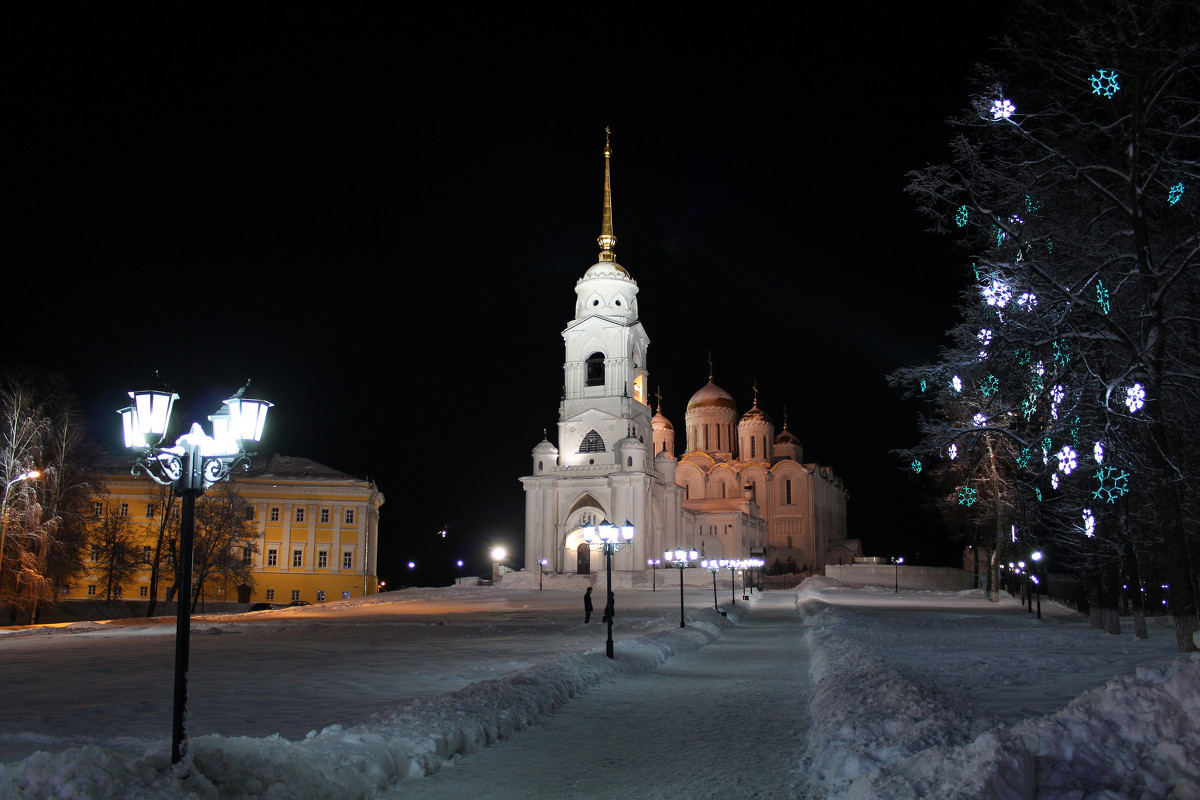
[72,454,384,606]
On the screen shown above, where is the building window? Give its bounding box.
[585,352,605,386]
[90,545,100,561]
[343,551,353,569]
[320,508,330,523]
[345,508,355,525]
[244,506,255,521]
[141,545,151,562]
[146,503,156,518]
[578,430,605,453]
[93,501,103,518]
[317,590,326,602]
[267,549,278,567]
[139,586,149,597]
[293,549,303,567]
[318,550,328,568]
[119,502,128,517]
[785,480,793,505]
[265,589,274,600]
[291,590,300,602]
[295,507,305,523]
[87,585,96,596]
[170,506,180,520]
[270,507,280,522]
[242,547,253,566]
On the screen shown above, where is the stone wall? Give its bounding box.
[826,564,974,592]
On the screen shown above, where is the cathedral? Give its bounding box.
[520,136,852,579]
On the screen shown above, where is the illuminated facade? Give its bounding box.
[71,455,384,605]
[521,136,849,576]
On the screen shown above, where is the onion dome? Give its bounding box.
[686,380,737,412]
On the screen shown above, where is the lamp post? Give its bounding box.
[438,528,448,586]
[663,548,698,628]
[0,469,40,586]
[1030,551,1043,618]
[539,558,548,590]
[581,519,634,658]
[894,556,904,593]
[119,385,271,765]
[727,560,739,605]
[647,558,661,591]
[701,559,722,611]
[490,546,506,584]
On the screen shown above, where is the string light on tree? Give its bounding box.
[982,279,1012,308]
[951,375,963,394]
[1051,473,1060,490]
[1089,69,1120,98]
[1093,442,1105,464]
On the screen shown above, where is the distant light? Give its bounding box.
[456,560,464,568]
[408,561,415,569]
[491,547,507,562]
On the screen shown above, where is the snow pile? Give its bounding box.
[0,614,730,799]
[798,578,1200,800]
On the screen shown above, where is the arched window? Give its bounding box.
[750,437,756,458]
[578,430,605,453]
[785,479,793,504]
[585,352,605,387]
[627,456,633,467]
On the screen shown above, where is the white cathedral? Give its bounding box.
[520,136,853,580]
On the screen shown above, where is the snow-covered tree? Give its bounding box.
[903,0,1199,650]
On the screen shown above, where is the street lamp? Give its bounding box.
[727,560,740,605]
[581,518,634,658]
[539,558,548,590]
[119,385,271,765]
[647,558,661,591]
[663,548,698,628]
[1031,551,1043,618]
[0,469,40,586]
[490,546,506,584]
[701,559,722,611]
[894,556,904,593]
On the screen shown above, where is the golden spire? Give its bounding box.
[597,127,617,262]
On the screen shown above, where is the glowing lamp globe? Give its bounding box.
[119,390,179,448]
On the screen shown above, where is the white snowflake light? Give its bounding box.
[1094,442,1104,464]
[973,413,988,427]
[1125,383,1146,413]
[1082,508,1096,538]
[951,375,963,394]
[1018,292,1038,309]
[1056,446,1078,475]
[978,328,993,347]
[1035,361,1045,377]
[948,443,958,460]
[991,98,1016,120]
[1051,473,1060,490]
[982,279,1012,308]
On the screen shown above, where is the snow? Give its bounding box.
[0,576,1197,799]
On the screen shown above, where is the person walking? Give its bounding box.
[583,586,594,623]
[602,591,614,625]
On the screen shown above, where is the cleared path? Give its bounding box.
[395,591,812,800]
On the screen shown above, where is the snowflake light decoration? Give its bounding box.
[994,224,1007,248]
[1093,466,1130,503]
[948,443,958,460]
[1018,292,1038,310]
[1089,69,1120,98]
[958,486,978,506]
[1056,445,1078,475]
[1096,280,1110,314]
[1168,183,1185,205]
[981,375,999,396]
[911,459,922,474]
[983,279,1012,308]
[1017,447,1032,469]
[1125,383,1146,413]
[1050,383,1065,420]
[1053,341,1070,369]
[1021,397,1035,420]
[978,328,993,347]
[955,205,969,227]
[951,375,963,394]
[920,379,927,393]
[1024,195,1041,215]
[1051,473,1060,490]
[1035,487,1043,502]
[991,98,1016,119]
[1094,441,1104,464]
[973,412,988,427]
[1082,508,1096,538]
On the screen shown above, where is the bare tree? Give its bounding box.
[190,483,256,612]
[89,501,142,603]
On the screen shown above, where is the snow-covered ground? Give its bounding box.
[0,576,1196,799]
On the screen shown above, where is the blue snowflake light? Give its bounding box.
[1053,341,1070,368]
[1082,508,1096,538]
[1017,447,1031,469]
[1021,397,1035,420]
[920,379,927,393]
[956,205,969,227]
[1035,487,1043,502]
[1096,280,1110,314]
[981,375,999,396]
[911,459,922,474]
[1093,466,1130,503]
[991,98,1016,120]
[1125,383,1146,413]
[1089,69,1120,98]
[958,486,978,506]
[1168,183,1185,205]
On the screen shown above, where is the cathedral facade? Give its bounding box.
[520,138,850,577]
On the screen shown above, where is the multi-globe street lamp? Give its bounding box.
[647,558,661,591]
[663,548,698,628]
[701,559,723,611]
[119,385,271,765]
[581,519,634,658]
[1031,551,1043,618]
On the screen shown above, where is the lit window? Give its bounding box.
[267,549,278,567]
[293,549,303,567]
[270,507,280,522]
[344,508,355,525]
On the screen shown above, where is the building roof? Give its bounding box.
[686,379,737,412]
[243,454,365,482]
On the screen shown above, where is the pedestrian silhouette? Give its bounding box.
[602,591,614,624]
[583,586,594,623]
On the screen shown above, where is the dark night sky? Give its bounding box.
[9,7,1003,581]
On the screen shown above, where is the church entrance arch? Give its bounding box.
[577,543,591,574]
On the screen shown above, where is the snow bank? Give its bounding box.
[0,614,732,799]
